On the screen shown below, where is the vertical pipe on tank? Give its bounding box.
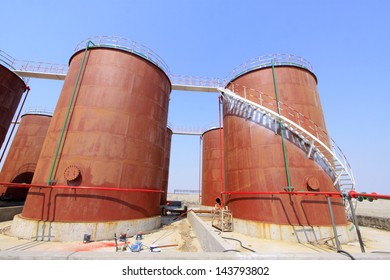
[47,42,93,185]
[271,61,292,191]
[218,97,224,206]
[161,127,173,205]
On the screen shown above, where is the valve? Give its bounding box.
[368,192,377,202]
[356,192,377,202]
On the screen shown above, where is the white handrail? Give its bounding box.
[74,36,171,76]
[225,54,314,84]
[0,50,29,83]
[16,60,68,75]
[218,87,355,191]
[22,106,54,116]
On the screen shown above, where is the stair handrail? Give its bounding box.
[218,87,355,191]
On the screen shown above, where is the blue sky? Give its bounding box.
[1,0,389,195]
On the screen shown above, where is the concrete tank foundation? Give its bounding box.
[232,218,357,244]
[10,214,161,242]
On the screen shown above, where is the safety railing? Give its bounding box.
[168,122,220,135]
[0,49,17,70]
[16,60,68,75]
[219,87,355,191]
[224,82,354,186]
[74,35,171,76]
[5,49,315,94]
[22,106,54,116]
[0,50,29,83]
[226,82,330,139]
[168,125,206,135]
[225,54,314,84]
[173,189,199,194]
[170,74,224,88]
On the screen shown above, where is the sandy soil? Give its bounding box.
[0,216,203,254]
[0,194,389,256]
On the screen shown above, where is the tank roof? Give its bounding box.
[21,106,53,117]
[201,126,222,136]
[225,54,316,85]
[73,36,171,79]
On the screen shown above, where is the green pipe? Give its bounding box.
[47,41,94,185]
[271,60,293,191]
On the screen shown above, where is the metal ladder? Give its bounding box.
[218,87,355,193]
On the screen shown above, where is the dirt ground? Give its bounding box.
[0,194,389,256]
[0,216,203,254]
[1,214,390,256]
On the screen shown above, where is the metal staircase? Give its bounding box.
[218,87,355,193]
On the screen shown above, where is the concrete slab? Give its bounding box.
[187,211,233,252]
[10,214,161,241]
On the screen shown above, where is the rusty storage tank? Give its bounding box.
[160,127,173,205]
[0,52,27,149]
[222,54,353,242]
[0,109,52,201]
[201,127,223,207]
[11,37,171,241]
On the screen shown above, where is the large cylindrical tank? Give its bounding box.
[223,55,351,242]
[160,127,173,205]
[13,39,171,241]
[0,110,52,201]
[201,127,223,207]
[0,62,27,149]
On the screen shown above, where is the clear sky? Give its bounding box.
[1,0,389,195]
